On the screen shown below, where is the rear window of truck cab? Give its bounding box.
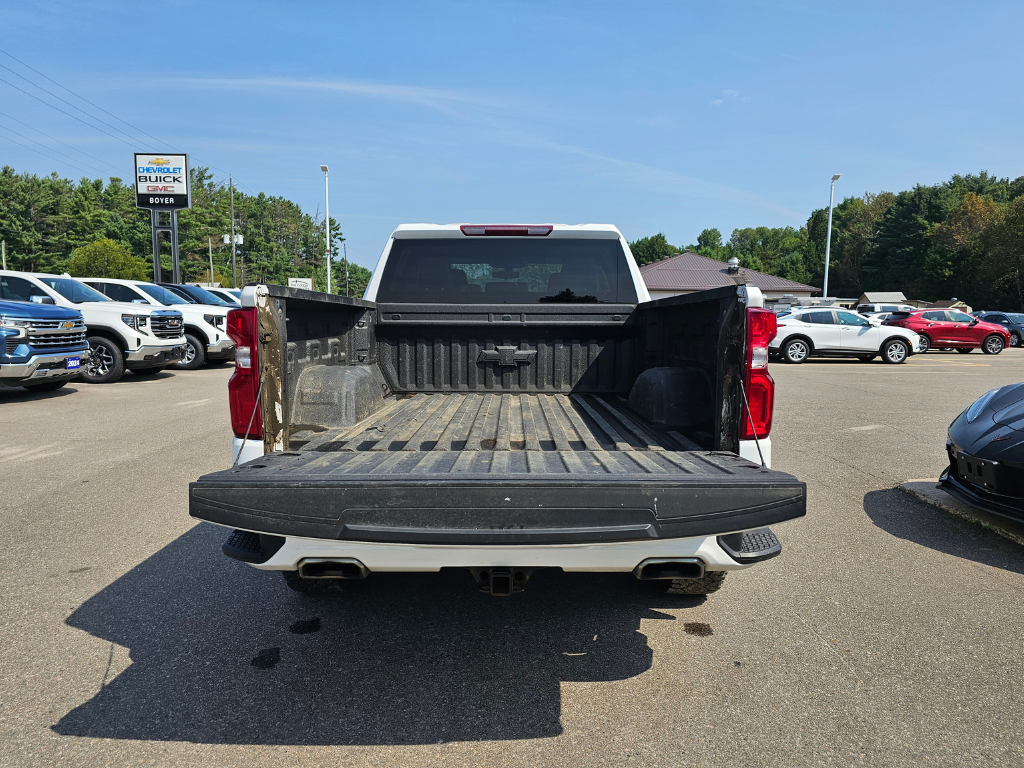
[375,238,639,304]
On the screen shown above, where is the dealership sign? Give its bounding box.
[134,153,190,208]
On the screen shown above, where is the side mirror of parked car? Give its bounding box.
[970,319,979,325]
[29,295,55,304]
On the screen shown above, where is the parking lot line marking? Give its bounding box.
[847,425,884,431]
[175,398,212,407]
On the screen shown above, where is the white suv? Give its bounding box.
[771,307,922,364]
[80,278,234,369]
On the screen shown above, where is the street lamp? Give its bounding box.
[822,173,841,301]
[320,165,331,294]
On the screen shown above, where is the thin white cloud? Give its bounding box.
[711,99,724,106]
[159,76,503,115]
[723,89,740,98]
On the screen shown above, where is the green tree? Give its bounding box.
[628,233,678,265]
[981,197,1024,310]
[66,238,149,279]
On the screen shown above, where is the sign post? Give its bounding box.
[134,153,191,283]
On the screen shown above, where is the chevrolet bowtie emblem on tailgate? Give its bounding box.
[478,345,537,367]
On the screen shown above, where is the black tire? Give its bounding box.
[858,354,875,362]
[81,336,125,384]
[172,333,206,370]
[982,334,1005,355]
[23,380,68,392]
[917,334,931,353]
[128,367,165,377]
[881,338,909,364]
[663,571,727,595]
[1011,332,1021,348]
[281,570,347,596]
[957,348,973,354]
[782,338,810,364]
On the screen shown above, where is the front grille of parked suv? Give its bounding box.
[20,319,88,349]
[150,312,185,339]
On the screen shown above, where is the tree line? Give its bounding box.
[0,165,371,297]
[629,171,1024,309]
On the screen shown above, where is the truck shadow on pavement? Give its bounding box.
[53,523,699,745]
[863,488,1024,573]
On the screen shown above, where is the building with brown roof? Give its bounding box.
[639,251,818,302]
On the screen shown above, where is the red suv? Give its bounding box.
[883,309,1010,354]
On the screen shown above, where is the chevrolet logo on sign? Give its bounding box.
[61,321,75,330]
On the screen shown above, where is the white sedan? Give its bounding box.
[771,308,922,364]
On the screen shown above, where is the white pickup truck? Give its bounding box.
[79,278,234,370]
[0,270,187,383]
[191,224,805,597]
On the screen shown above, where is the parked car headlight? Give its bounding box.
[966,388,1000,423]
[0,316,30,337]
[121,314,147,330]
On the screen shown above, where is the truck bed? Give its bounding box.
[289,392,711,476]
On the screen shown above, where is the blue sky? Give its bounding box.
[2,0,1022,268]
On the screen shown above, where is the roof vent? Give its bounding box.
[727,257,741,274]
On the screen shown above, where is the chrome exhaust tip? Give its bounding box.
[297,558,369,580]
[633,558,705,580]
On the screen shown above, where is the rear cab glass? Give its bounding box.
[376,238,638,304]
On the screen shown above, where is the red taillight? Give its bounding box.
[227,307,262,440]
[460,224,553,236]
[742,308,776,440]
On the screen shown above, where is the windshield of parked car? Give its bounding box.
[38,277,110,303]
[183,285,234,306]
[376,238,639,304]
[137,284,189,305]
[1005,313,1024,323]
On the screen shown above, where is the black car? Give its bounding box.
[157,282,235,307]
[943,384,1024,521]
[975,312,1024,347]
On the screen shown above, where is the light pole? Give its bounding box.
[822,173,840,301]
[321,165,331,294]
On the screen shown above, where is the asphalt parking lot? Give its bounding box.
[2,352,1023,767]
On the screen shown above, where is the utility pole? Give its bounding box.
[208,236,214,284]
[230,175,237,289]
[320,165,331,294]
[822,174,841,301]
[343,242,349,297]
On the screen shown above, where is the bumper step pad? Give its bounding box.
[222,529,285,564]
[717,527,782,563]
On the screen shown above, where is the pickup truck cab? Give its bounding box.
[190,224,805,597]
[0,297,90,392]
[80,278,234,370]
[0,270,187,383]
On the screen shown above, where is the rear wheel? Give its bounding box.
[23,380,68,392]
[782,338,810,364]
[172,333,206,370]
[917,334,931,353]
[982,334,1005,355]
[81,336,124,383]
[882,338,909,364]
[663,571,727,595]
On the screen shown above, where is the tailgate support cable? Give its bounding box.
[739,382,767,468]
[232,371,266,467]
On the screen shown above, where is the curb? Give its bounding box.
[899,480,1024,547]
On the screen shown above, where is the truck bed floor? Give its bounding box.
[289,392,727,477]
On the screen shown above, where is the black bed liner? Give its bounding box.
[191,393,804,544]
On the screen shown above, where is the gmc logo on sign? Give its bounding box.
[147,185,176,192]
